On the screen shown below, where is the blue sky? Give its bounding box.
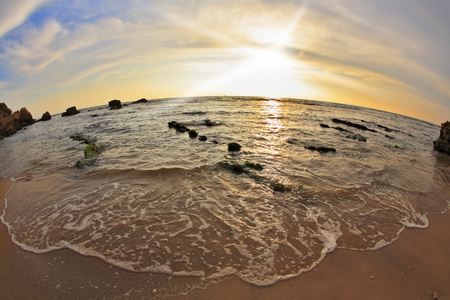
[0,0,449,124]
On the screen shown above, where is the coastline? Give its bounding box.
[1,177,449,299]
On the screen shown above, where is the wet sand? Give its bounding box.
[1,177,449,299]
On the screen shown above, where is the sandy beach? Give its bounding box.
[1,177,449,299]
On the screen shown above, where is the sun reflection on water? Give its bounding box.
[255,99,286,157]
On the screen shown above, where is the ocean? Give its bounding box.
[1,96,449,286]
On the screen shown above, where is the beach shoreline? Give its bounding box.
[1,177,449,299]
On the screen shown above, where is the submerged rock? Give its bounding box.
[198,135,207,141]
[62,106,80,117]
[433,121,450,155]
[203,119,219,126]
[109,99,122,109]
[332,118,376,132]
[305,145,336,153]
[168,121,190,133]
[84,143,100,158]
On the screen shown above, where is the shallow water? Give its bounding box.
[1,96,449,286]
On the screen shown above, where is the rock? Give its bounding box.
[320,124,330,128]
[198,135,207,141]
[228,142,241,152]
[132,98,148,104]
[273,181,289,192]
[41,111,52,121]
[168,121,190,133]
[305,145,336,153]
[432,290,440,300]
[203,119,218,126]
[19,107,34,126]
[108,99,122,109]
[70,135,93,144]
[244,161,264,170]
[0,103,35,137]
[62,106,80,117]
[433,121,450,155]
[188,130,198,138]
[84,143,100,158]
[332,118,376,132]
[76,143,100,168]
[0,103,12,117]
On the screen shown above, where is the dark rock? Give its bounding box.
[91,114,99,117]
[273,181,289,192]
[334,126,350,132]
[305,145,336,153]
[433,121,450,155]
[168,121,190,133]
[108,99,122,109]
[245,161,263,170]
[213,140,219,144]
[70,135,93,144]
[41,111,52,121]
[0,103,12,117]
[228,142,242,152]
[132,98,148,104]
[198,135,207,141]
[183,111,206,115]
[230,163,245,174]
[320,124,330,128]
[332,118,377,132]
[19,107,34,126]
[62,106,80,117]
[203,119,218,126]
[188,130,198,138]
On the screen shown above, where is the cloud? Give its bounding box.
[0,0,53,38]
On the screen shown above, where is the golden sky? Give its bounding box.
[0,0,449,123]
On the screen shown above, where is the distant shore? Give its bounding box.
[1,177,449,299]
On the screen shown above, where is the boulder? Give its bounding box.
[62,106,80,117]
[198,135,207,141]
[108,99,122,109]
[433,121,450,155]
[41,111,52,121]
[19,107,34,126]
[188,130,198,138]
[228,142,242,152]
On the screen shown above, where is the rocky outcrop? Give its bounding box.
[41,111,52,121]
[62,106,80,117]
[109,99,122,109]
[0,103,35,138]
[434,121,450,155]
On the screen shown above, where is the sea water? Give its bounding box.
[1,96,449,286]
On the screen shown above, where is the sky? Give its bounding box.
[0,0,449,124]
